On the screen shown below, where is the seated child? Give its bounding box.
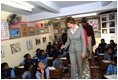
[58,46,66,57]
[20,53,35,66]
[108,40,115,49]
[38,50,48,67]
[53,54,68,73]
[114,44,117,57]
[106,57,117,75]
[1,62,16,79]
[34,48,40,58]
[47,47,55,57]
[22,62,35,79]
[46,42,53,52]
[99,39,108,49]
[104,47,114,61]
[35,61,50,79]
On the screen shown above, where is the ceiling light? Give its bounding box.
[1,1,34,12]
[56,18,60,19]
[72,12,97,18]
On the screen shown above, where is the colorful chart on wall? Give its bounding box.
[10,42,21,54]
[21,24,28,37]
[1,19,10,41]
[35,25,40,34]
[28,27,35,36]
[9,28,21,39]
[88,19,99,31]
[26,40,33,50]
[35,38,41,45]
[1,46,5,58]
[40,28,45,33]
[60,22,65,28]
[53,22,60,28]
[45,27,49,33]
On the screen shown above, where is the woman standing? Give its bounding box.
[61,17,86,79]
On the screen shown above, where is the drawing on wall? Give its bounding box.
[102,22,107,28]
[88,19,99,31]
[35,38,41,45]
[54,29,58,34]
[1,46,5,58]
[35,25,40,34]
[40,28,45,33]
[60,22,65,28]
[10,42,21,54]
[109,21,115,27]
[26,40,33,50]
[45,28,49,33]
[109,28,115,33]
[28,27,35,35]
[102,16,107,21]
[9,28,21,39]
[102,29,107,34]
[49,35,53,41]
[53,22,60,28]
[109,14,115,20]
[21,24,28,37]
[1,19,10,40]
[43,37,46,43]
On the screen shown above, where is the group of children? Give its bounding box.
[1,39,69,79]
[95,39,117,75]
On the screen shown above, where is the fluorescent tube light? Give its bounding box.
[56,18,60,19]
[1,1,34,12]
[72,12,97,18]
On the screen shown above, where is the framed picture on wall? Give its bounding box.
[102,22,107,28]
[49,35,53,41]
[28,27,35,36]
[10,42,21,54]
[21,24,28,37]
[109,14,115,20]
[109,28,115,33]
[1,46,5,58]
[88,19,99,31]
[35,38,41,45]
[109,21,115,27]
[102,29,107,34]
[42,37,46,43]
[26,40,33,50]
[9,28,21,39]
[35,25,40,34]
[45,27,49,33]
[102,16,107,21]
[53,22,60,28]
[40,28,45,34]
[60,22,65,28]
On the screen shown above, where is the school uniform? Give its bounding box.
[34,53,40,58]
[59,49,66,57]
[35,67,50,79]
[53,58,62,68]
[106,64,117,75]
[38,56,48,66]
[22,71,35,79]
[95,48,106,55]
[1,68,16,79]
[99,43,108,49]
[104,52,114,60]
[21,59,35,65]
[114,48,117,57]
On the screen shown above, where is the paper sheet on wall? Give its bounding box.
[1,19,10,40]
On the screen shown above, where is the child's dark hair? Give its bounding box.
[40,50,44,54]
[1,62,8,71]
[36,48,40,53]
[111,57,117,63]
[24,62,33,71]
[107,47,114,51]
[24,53,30,59]
[101,39,105,42]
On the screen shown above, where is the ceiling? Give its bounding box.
[52,1,97,8]
[1,1,98,15]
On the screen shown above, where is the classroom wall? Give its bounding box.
[1,11,54,68]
